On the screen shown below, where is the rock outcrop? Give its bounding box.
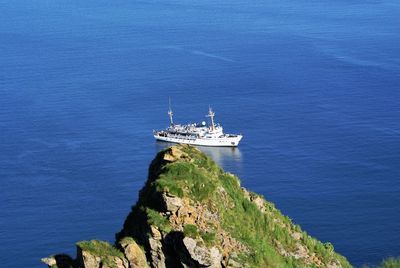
[118,238,147,268]
[43,144,352,268]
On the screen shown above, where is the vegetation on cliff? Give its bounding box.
[43,144,354,268]
[117,144,351,268]
[377,257,400,268]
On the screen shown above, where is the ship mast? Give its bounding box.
[168,98,174,126]
[206,106,216,131]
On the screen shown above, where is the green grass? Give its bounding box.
[77,240,124,259]
[155,177,184,197]
[154,161,216,201]
[379,257,400,268]
[216,170,351,267]
[200,231,216,246]
[147,145,352,268]
[146,208,171,233]
[183,224,198,238]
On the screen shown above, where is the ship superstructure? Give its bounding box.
[153,105,242,147]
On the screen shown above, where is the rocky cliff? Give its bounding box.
[42,144,351,268]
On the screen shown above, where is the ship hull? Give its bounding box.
[154,134,242,147]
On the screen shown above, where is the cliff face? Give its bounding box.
[42,144,351,268]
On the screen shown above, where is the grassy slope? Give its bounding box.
[144,145,352,268]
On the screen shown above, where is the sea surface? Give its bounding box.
[1,0,399,267]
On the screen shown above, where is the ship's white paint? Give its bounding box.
[153,105,243,147]
[154,133,242,147]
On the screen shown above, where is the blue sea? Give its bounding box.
[1,0,399,267]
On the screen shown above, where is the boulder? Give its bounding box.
[119,238,148,268]
[163,146,186,162]
[150,225,162,240]
[149,237,166,268]
[41,254,75,268]
[183,237,222,268]
[41,257,57,267]
[79,249,101,268]
[162,192,183,213]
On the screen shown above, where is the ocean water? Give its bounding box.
[1,0,399,267]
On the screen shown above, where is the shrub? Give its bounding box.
[200,231,216,246]
[183,224,198,238]
[146,208,171,233]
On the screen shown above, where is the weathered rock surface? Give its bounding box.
[42,144,352,268]
[148,237,165,268]
[182,237,222,267]
[41,254,75,268]
[161,192,183,213]
[78,249,101,268]
[119,238,147,268]
[75,241,129,268]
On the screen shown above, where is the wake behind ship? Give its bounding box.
[153,106,242,147]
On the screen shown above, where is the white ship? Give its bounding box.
[153,105,243,147]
